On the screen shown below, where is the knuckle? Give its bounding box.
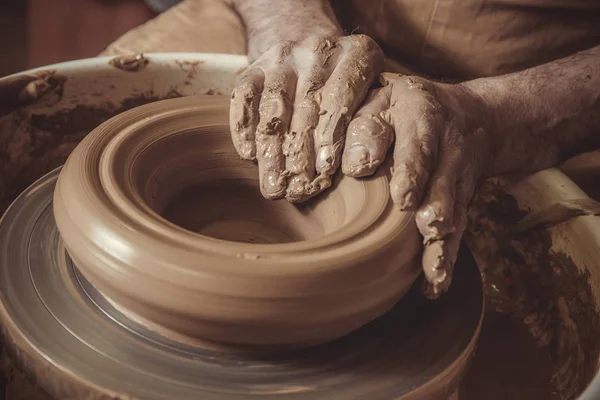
[233,82,260,103]
[303,35,338,51]
[397,76,436,97]
[349,34,384,62]
[380,72,402,86]
[350,34,376,50]
[271,41,296,63]
[262,68,296,96]
[391,79,441,110]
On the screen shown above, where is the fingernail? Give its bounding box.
[422,242,444,280]
[343,145,372,177]
[286,175,309,202]
[316,146,334,171]
[262,171,285,198]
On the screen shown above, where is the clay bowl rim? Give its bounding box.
[101,99,410,249]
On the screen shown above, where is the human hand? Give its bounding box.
[342,73,494,298]
[229,34,384,202]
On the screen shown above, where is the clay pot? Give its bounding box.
[53,94,421,350]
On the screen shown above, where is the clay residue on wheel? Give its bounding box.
[0,70,67,117]
[0,91,181,214]
[109,54,149,72]
[463,181,600,400]
[0,342,53,400]
[176,60,204,84]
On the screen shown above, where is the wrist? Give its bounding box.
[459,76,546,177]
[233,0,342,61]
[247,24,341,61]
[433,79,501,179]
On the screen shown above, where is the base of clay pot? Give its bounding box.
[0,168,484,399]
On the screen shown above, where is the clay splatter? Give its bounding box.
[0,70,67,117]
[109,54,149,72]
[462,181,600,400]
[0,91,181,213]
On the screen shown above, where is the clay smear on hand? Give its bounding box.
[230,34,384,202]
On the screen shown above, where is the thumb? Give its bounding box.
[341,85,394,177]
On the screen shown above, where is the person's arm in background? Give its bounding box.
[229,0,384,201]
[342,46,600,297]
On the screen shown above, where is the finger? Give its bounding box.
[256,64,297,199]
[313,35,384,183]
[422,164,475,298]
[230,67,264,160]
[384,77,442,210]
[284,41,337,202]
[389,107,441,211]
[342,85,394,177]
[415,129,463,243]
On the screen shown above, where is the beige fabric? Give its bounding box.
[332,0,600,80]
[101,0,600,81]
[100,0,246,56]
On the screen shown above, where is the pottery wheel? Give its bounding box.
[0,166,483,400]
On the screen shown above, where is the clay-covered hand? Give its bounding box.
[343,73,493,298]
[230,34,384,202]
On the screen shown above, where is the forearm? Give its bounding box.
[465,45,600,177]
[232,0,342,61]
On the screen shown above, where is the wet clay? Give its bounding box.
[0,70,66,117]
[108,54,150,72]
[52,95,422,350]
[462,181,600,399]
[0,86,182,214]
[229,34,384,203]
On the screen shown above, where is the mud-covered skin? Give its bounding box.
[230,34,384,202]
[231,0,600,295]
[345,45,600,296]
[231,0,384,202]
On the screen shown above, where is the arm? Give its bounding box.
[469,45,600,176]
